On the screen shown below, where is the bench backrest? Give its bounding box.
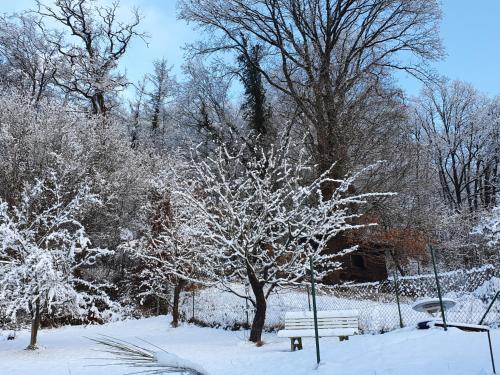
[284,310,359,330]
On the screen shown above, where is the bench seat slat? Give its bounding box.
[286,322,357,325]
[285,310,359,319]
[286,324,357,327]
[278,310,359,339]
[286,321,358,324]
[277,328,358,338]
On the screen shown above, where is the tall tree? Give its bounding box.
[36,0,146,115]
[415,79,498,213]
[129,77,147,147]
[180,0,443,197]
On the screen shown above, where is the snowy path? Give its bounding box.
[0,316,498,375]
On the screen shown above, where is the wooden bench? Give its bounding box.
[277,310,359,351]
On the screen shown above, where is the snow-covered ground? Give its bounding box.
[0,316,498,375]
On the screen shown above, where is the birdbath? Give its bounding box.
[412,298,457,317]
[412,298,456,329]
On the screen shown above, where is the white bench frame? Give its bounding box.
[277,310,359,351]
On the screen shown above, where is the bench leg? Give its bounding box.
[487,331,496,374]
[339,336,349,342]
[290,337,303,351]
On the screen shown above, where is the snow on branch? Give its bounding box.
[174,139,392,302]
[0,171,115,325]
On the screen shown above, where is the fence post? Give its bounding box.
[430,245,447,331]
[245,284,250,327]
[192,290,195,321]
[307,285,312,312]
[393,271,404,328]
[479,291,499,325]
[309,256,321,366]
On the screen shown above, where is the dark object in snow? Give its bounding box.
[7,332,16,340]
[417,321,432,330]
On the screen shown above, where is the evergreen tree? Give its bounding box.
[238,42,271,140]
[149,59,172,131]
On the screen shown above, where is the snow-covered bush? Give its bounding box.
[0,172,116,349]
[0,92,163,316]
[473,206,500,248]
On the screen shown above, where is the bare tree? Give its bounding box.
[177,60,243,153]
[0,14,57,102]
[415,79,498,213]
[129,77,147,147]
[179,0,443,196]
[35,0,147,115]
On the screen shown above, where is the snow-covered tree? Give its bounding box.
[415,79,498,213]
[0,172,114,349]
[0,14,57,102]
[177,140,389,342]
[124,171,207,327]
[473,207,500,248]
[36,0,146,115]
[148,59,174,132]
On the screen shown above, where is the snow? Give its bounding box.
[154,352,209,375]
[0,315,498,375]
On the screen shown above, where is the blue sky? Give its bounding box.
[1,0,499,97]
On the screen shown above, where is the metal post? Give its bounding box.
[245,287,250,328]
[430,245,447,331]
[479,291,499,325]
[309,256,321,366]
[487,331,497,374]
[307,285,312,312]
[192,290,195,321]
[393,271,403,328]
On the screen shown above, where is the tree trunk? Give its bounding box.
[91,92,107,116]
[247,268,266,343]
[26,300,40,350]
[390,250,406,277]
[151,104,160,130]
[171,279,186,328]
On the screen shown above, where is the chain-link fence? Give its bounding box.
[181,264,500,333]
